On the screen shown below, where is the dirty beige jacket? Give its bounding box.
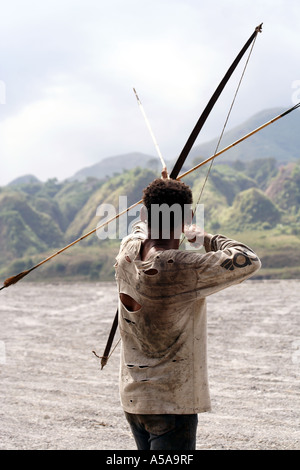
[115,222,261,414]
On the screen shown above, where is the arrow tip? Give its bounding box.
[256,23,263,33]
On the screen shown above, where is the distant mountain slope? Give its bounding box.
[8,174,41,186]
[68,152,164,182]
[182,107,300,169]
[65,107,300,183]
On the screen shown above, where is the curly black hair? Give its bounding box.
[142,178,193,233]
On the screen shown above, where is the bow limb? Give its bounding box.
[169,23,262,180]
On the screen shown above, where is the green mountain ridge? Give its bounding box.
[1,107,300,284]
[1,155,300,284]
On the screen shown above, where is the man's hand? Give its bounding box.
[184,224,205,248]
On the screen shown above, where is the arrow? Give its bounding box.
[2,101,298,295]
[133,87,167,170]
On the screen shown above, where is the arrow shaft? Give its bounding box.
[2,102,299,292]
[133,88,167,169]
[2,102,299,293]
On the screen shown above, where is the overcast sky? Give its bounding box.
[0,0,299,186]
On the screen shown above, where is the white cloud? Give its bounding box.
[0,0,299,185]
[0,87,108,182]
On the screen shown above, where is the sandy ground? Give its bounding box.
[0,280,299,450]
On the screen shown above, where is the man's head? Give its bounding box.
[142,178,193,239]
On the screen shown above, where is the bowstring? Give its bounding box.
[181,33,259,246]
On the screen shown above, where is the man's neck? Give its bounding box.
[145,237,180,250]
[140,234,180,261]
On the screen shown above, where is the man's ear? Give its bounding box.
[140,205,148,222]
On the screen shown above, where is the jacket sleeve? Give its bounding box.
[117,220,147,255]
[190,233,262,298]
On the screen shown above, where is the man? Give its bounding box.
[114,169,261,450]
